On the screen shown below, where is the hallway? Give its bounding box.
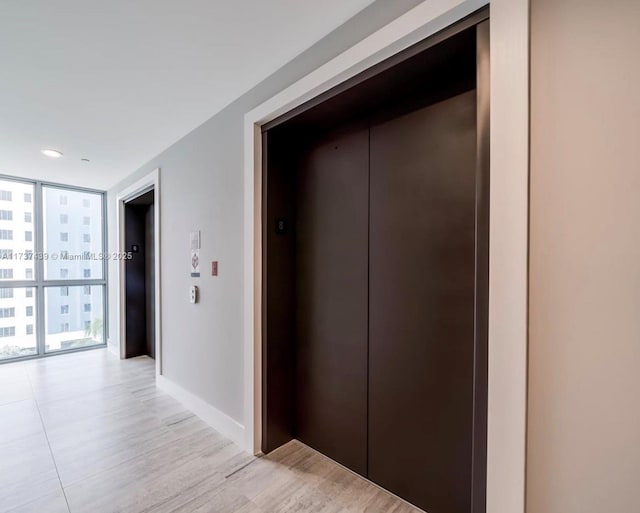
[0,350,420,513]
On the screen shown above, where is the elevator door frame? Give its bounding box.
[262,11,489,513]
[244,2,530,513]
[116,168,162,375]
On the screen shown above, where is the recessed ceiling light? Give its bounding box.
[41,149,63,158]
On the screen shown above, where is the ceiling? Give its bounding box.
[0,0,374,190]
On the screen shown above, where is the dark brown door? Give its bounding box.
[368,91,477,513]
[294,128,369,475]
[124,203,145,359]
[124,190,155,359]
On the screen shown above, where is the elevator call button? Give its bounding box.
[276,218,286,235]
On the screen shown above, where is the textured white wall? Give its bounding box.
[529,0,640,511]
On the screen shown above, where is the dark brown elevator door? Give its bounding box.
[295,129,369,475]
[368,91,477,513]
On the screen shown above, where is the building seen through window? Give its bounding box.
[0,178,105,360]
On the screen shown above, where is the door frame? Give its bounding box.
[243,2,529,513]
[116,168,162,376]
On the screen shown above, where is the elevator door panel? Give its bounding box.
[368,90,477,513]
[125,204,147,359]
[295,129,369,476]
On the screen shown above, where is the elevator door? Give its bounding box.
[368,90,477,513]
[294,129,369,475]
[125,190,155,359]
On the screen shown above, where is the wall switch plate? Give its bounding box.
[190,285,198,304]
[190,231,201,250]
[212,261,218,276]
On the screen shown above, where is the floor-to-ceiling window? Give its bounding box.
[0,176,106,361]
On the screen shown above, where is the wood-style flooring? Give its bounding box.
[0,349,421,513]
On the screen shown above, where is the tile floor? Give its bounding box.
[0,349,420,513]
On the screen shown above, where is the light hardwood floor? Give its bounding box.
[0,349,421,513]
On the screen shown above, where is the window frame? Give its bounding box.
[0,174,108,362]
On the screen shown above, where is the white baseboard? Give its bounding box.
[107,339,120,357]
[156,374,247,451]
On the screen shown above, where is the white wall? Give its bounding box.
[529,0,640,511]
[107,0,425,427]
